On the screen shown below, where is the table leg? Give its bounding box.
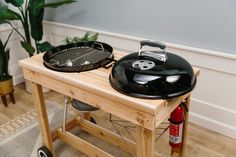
[136,126,155,157]
[31,82,56,157]
[83,112,91,121]
[180,95,191,157]
[1,95,7,107]
[9,91,15,104]
[171,95,191,157]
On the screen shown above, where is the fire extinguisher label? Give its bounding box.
[169,122,183,144]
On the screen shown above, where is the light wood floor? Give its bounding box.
[0,83,236,157]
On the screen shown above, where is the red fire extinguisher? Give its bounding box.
[169,104,185,149]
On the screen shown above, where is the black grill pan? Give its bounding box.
[43,41,113,72]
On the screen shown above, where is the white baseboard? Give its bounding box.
[2,21,236,139]
[190,98,236,139]
[190,112,236,139]
[12,75,25,85]
[9,64,25,85]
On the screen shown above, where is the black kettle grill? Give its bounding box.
[109,40,196,99]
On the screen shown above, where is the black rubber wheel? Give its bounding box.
[37,146,52,157]
[90,117,96,124]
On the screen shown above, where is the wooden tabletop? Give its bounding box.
[19,51,200,115]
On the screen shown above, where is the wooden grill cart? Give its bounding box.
[19,51,200,157]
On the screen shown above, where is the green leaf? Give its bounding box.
[0,5,21,21]
[87,32,98,41]
[0,52,3,80]
[64,37,71,44]
[0,35,11,79]
[3,30,13,49]
[43,0,76,8]
[28,0,45,16]
[0,20,9,25]
[0,39,4,50]
[64,32,99,44]
[0,39,4,78]
[20,41,35,57]
[79,32,98,42]
[29,7,44,41]
[29,0,76,16]
[36,41,53,52]
[79,32,89,41]
[5,0,24,7]
[4,48,10,77]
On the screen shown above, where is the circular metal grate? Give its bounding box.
[43,41,113,72]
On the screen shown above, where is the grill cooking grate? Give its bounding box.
[48,47,111,67]
[43,41,113,72]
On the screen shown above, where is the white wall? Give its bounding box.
[44,0,236,55]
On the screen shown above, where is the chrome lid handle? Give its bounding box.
[138,40,167,62]
[140,40,166,49]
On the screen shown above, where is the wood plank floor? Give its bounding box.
[0,83,236,157]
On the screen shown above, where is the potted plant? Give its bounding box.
[64,32,99,44]
[0,29,13,102]
[0,0,76,92]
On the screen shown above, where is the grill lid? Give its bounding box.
[109,40,196,99]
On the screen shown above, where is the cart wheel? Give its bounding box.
[90,117,96,124]
[37,146,52,157]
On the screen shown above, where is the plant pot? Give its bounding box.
[25,79,50,93]
[0,77,13,95]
